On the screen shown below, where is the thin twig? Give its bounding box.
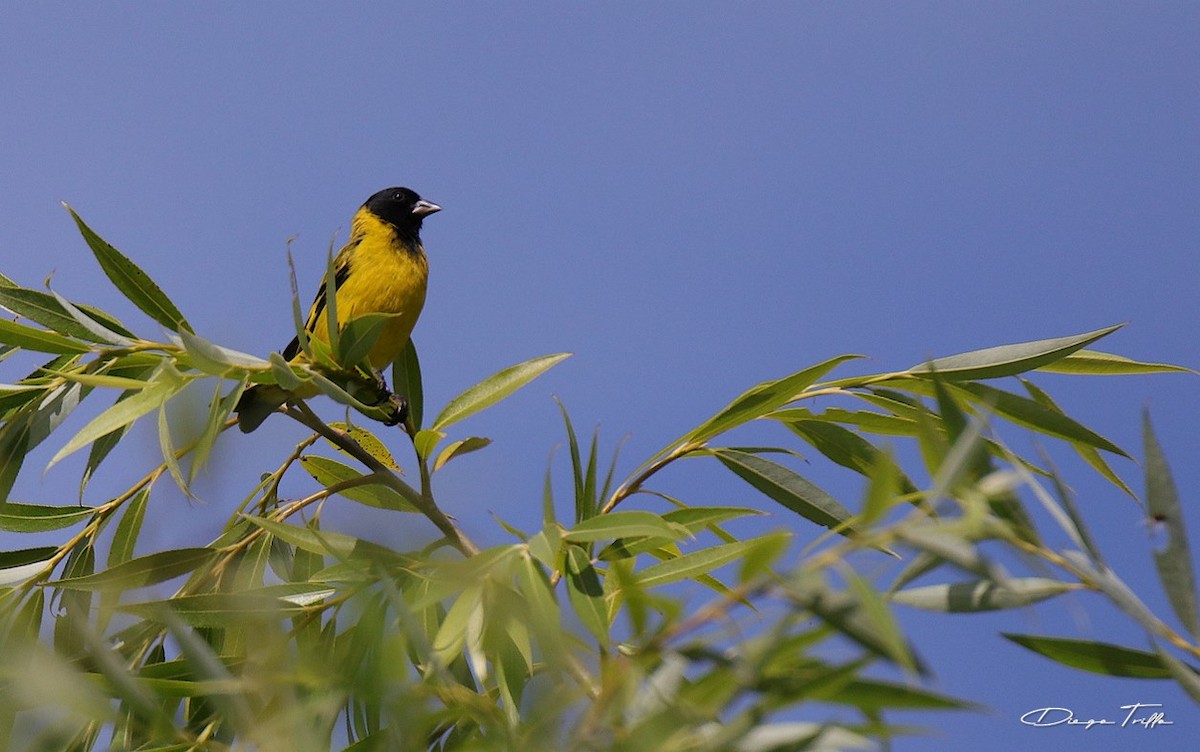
[282,400,480,556]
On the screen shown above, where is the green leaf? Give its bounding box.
[48,548,216,591]
[0,546,58,586]
[108,489,149,568]
[1021,378,1135,500]
[787,573,927,674]
[241,515,360,559]
[955,381,1128,457]
[637,536,786,589]
[27,381,85,452]
[337,312,400,368]
[1002,633,1194,679]
[891,578,1077,612]
[41,369,151,391]
[0,503,95,532]
[432,583,482,667]
[299,455,417,513]
[79,386,147,499]
[48,365,188,469]
[565,545,609,644]
[286,247,312,359]
[0,285,133,342]
[188,377,245,483]
[861,449,902,527]
[844,570,919,675]
[0,413,31,503]
[177,328,269,374]
[555,399,591,523]
[391,339,424,430]
[1040,349,1197,376]
[432,352,571,431]
[0,317,90,354]
[674,355,861,455]
[157,404,190,498]
[326,422,400,470]
[48,288,136,346]
[904,324,1123,380]
[1144,409,1199,639]
[712,449,855,536]
[268,351,305,390]
[785,419,916,493]
[433,436,492,472]
[65,203,191,333]
[790,406,919,437]
[826,678,978,711]
[117,587,321,626]
[565,511,688,543]
[413,428,445,461]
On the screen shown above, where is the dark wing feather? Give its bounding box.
[281,241,356,360]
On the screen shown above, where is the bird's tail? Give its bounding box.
[235,384,290,433]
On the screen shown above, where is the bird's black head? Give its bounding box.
[363,186,441,239]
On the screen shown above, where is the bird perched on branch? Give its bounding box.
[236,186,440,432]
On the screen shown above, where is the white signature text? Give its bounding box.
[1020,703,1174,729]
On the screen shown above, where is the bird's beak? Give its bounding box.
[412,200,441,217]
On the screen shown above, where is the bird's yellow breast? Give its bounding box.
[309,211,429,368]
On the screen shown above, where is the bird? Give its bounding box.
[235,186,440,432]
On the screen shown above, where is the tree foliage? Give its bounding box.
[0,209,1197,750]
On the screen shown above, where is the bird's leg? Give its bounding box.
[366,367,407,426]
[370,367,390,397]
[382,393,408,426]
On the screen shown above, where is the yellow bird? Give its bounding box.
[236,186,440,432]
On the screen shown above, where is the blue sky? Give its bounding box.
[2,4,1198,749]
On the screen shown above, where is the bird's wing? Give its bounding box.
[281,236,358,360]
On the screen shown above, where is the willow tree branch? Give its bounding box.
[282,400,479,556]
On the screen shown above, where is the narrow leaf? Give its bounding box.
[0,317,90,354]
[299,455,417,512]
[1144,409,1199,638]
[892,578,1077,612]
[565,511,688,543]
[677,355,862,454]
[0,503,95,532]
[1040,349,1196,376]
[0,546,58,586]
[268,351,305,389]
[904,324,1123,380]
[108,489,149,568]
[48,289,136,346]
[1002,633,1192,679]
[118,588,317,626]
[0,413,31,503]
[337,312,400,368]
[637,536,784,589]
[48,369,187,469]
[65,204,191,333]
[434,436,492,472]
[327,422,400,470]
[241,515,360,559]
[1021,378,1136,500]
[391,339,423,429]
[48,548,215,591]
[955,381,1128,457]
[827,678,977,711]
[713,449,855,536]
[188,376,245,483]
[433,352,571,431]
[565,545,609,644]
[0,285,132,341]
